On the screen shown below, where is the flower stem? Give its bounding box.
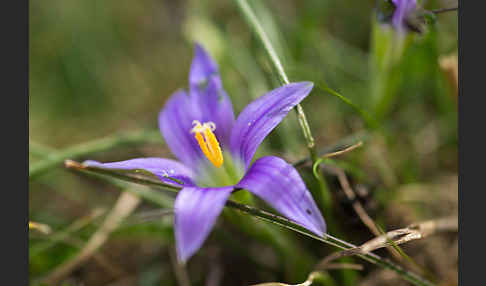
[430,7,458,14]
[65,161,433,286]
[233,0,317,159]
[225,201,433,286]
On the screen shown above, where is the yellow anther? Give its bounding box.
[191,121,224,167]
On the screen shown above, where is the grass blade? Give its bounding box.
[65,159,434,286]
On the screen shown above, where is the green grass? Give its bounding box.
[29,0,458,285]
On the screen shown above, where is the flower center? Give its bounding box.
[191,120,224,168]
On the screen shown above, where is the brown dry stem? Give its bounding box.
[316,217,457,269]
[321,141,363,159]
[42,191,141,285]
[169,246,192,286]
[324,164,403,260]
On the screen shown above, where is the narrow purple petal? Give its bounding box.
[83,158,195,187]
[189,43,219,89]
[189,43,235,146]
[230,82,314,168]
[174,186,233,262]
[391,0,417,30]
[236,156,326,236]
[192,75,235,147]
[159,90,204,167]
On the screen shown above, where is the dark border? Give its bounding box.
[5,0,29,284]
[458,0,481,285]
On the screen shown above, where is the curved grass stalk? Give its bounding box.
[233,0,316,159]
[232,0,334,229]
[29,130,162,179]
[65,160,434,286]
[315,82,379,130]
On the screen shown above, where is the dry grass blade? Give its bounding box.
[439,53,458,101]
[316,217,458,268]
[430,7,458,14]
[169,246,192,286]
[321,263,364,271]
[252,282,309,286]
[42,191,141,285]
[321,141,363,159]
[324,163,402,260]
[125,209,174,226]
[29,221,52,235]
[361,217,457,253]
[293,131,369,168]
[35,233,124,277]
[252,271,325,286]
[30,208,107,257]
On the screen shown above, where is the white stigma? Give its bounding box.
[191,120,216,133]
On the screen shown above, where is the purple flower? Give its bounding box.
[84,44,326,262]
[391,0,417,30]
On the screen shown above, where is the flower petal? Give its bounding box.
[189,44,235,146]
[391,0,416,29]
[83,158,195,187]
[236,156,326,236]
[189,43,219,90]
[230,82,314,168]
[159,90,204,167]
[174,186,233,262]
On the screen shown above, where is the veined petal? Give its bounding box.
[230,82,314,168]
[236,156,326,236]
[160,44,235,161]
[83,158,195,187]
[196,76,235,147]
[174,186,233,262]
[189,44,235,146]
[159,90,204,167]
[189,43,219,89]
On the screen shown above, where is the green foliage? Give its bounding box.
[29,0,457,285]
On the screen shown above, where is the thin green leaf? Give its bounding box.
[29,130,162,179]
[315,82,379,129]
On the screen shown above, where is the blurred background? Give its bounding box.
[29,0,458,285]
